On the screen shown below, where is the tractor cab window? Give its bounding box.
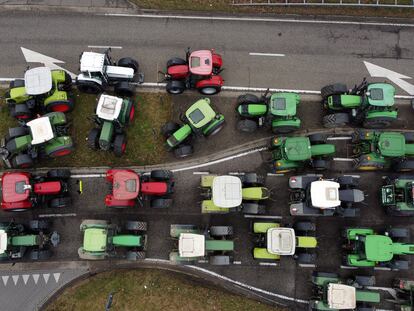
[188,109,205,125]
[125,179,137,193]
[190,57,201,68]
[15,181,28,194]
[369,88,384,101]
[271,98,286,111]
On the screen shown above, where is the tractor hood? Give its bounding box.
[96,94,123,121]
[0,230,7,254]
[364,234,394,262]
[327,283,356,309]
[106,65,134,80]
[24,67,52,95]
[27,117,55,145]
[267,227,296,255]
[378,132,405,157]
[367,83,395,107]
[189,50,213,76]
[178,233,205,258]
[310,180,340,209]
[284,137,312,161]
[212,175,242,208]
[80,52,105,73]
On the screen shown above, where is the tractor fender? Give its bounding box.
[44,136,74,156]
[167,65,189,80]
[310,144,335,157]
[404,144,414,156]
[99,121,114,151]
[44,90,69,105]
[76,74,103,86]
[51,69,67,83]
[212,53,223,68]
[195,75,224,89]
[105,194,135,208]
[289,202,306,216]
[365,110,398,119]
[44,112,67,126]
[1,200,32,211]
[271,118,301,128]
[9,87,30,104]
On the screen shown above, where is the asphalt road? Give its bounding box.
[0,11,413,95]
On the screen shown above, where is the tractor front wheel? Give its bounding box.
[126,221,147,232]
[394,160,414,172]
[29,249,52,260]
[363,117,394,129]
[114,81,134,97]
[323,113,350,128]
[29,220,50,231]
[167,58,186,68]
[237,94,260,105]
[76,80,103,94]
[47,169,71,179]
[321,83,347,99]
[198,85,221,95]
[150,170,172,181]
[166,80,185,94]
[312,159,329,171]
[87,128,100,150]
[174,144,193,158]
[126,251,146,260]
[161,122,180,138]
[113,134,127,157]
[12,154,34,169]
[272,125,298,134]
[11,103,33,120]
[150,198,172,209]
[49,197,72,209]
[117,57,139,73]
[237,119,258,133]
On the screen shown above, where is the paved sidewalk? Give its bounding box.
[0,0,135,9]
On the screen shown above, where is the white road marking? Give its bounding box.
[22,274,30,285]
[38,213,77,218]
[102,13,414,28]
[267,173,284,177]
[374,267,391,271]
[340,265,358,269]
[12,275,19,286]
[197,260,208,263]
[192,172,210,175]
[53,273,61,283]
[43,273,50,284]
[298,263,316,268]
[233,261,242,265]
[87,45,122,49]
[327,136,352,141]
[244,215,282,219]
[70,174,105,178]
[259,262,278,266]
[32,274,40,285]
[333,157,355,162]
[249,52,285,57]
[2,276,9,286]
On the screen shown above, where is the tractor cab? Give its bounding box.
[211,175,242,208]
[378,132,406,157]
[267,227,296,256]
[327,283,356,309]
[178,233,205,258]
[188,50,213,77]
[1,172,31,203]
[96,94,123,121]
[283,137,312,161]
[27,116,55,145]
[185,98,217,130]
[269,93,299,117]
[0,229,7,254]
[310,180,341,209]
[83,227,108,252]
[109,170,139,201]
[24,67,53,96]
[365,83,395,107]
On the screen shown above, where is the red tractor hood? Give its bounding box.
[34,181,62,195]
[111,170,140,200]
[1,172,30,203]
[141,182,168,196]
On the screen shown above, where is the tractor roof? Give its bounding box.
[365,234,394,262]
[24,67,53,95]
[284,137,312,161]
[327,283,356,309]
[367,83,395,107]
[269,93,299,116]
[267,227,296,255]
[1,172,30,203]
[83,228,107,252]
[96,94,123,121]
[111,170,139,200]
[378,132,405,157]
[27,117,55,145]
[0,230,7,255]
[178,233,205,257]
[189,50,213,76]
[80,52,105,73]
[185,98,216,129]
[310,180,341,209]
[212,176,242,208]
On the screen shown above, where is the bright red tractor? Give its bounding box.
[163,48,224,95]
[105,169,174,209]
[1,169,71,212]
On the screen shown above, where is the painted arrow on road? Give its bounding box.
[21,47,76,78]
[364,61,414,95]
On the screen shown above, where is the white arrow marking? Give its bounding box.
[53,273,61,283]
[43,273,50,284]
[2,276,9,286]
[22,274,30,285]
[364,61,414,95]
[32,274,40,285]
[21,47,76,79]
[12,275,19,285]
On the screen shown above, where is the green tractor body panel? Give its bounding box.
[284,137,312,161]
[253,222,279,234]
[47,112,67,126]
[170,224,199,238]
[117,99,133,124]
[274,158,301,171]
[13,135,32,152]
[237,104,267,117]
[185,98,216,129]
[11,234,38,247]
[51,69,67,83]
[242,187,269,200]
[392,243,414,256]
[367,83,395,107]
[201,200,228,213]
[271,118,301,129]
[346,228,375,240]
[406,144,414,156]
[356,290,381,303]
[83,228,107,252]
[365,110,398,120]
[269,93,299,116]
[9,87,30,104]
[167,124,192,148]
[297,236,318,248]
[365,235,394,261]
[99,121,114,150]
[205,239,234,251]
[347,254,376,267]
[311,144,336,157]
[112,235,143,247]
[329,94,362,110]
[202,114,224,135]
[45,136,73,155]
[378,132,406,157]
[312,274,339,286]
[253,248,279,260]
[44,90,69,106]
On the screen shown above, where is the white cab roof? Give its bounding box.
[96,94,123,121]
[327,283,356,309]
[28,117,54,145]
[267,228,296,255]
[178,233,205,258]
[212,176,242,208]
[80,52,105,72]
[0,230,7,254]
[24,67,52,95]
[311,180,340,209]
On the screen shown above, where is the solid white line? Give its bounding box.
[374,267,391,271]
[192,172,210,175]
[249,53,285,57]
[327,136,352,141]
[244,215,282,219]
[70,174,105,178]
[334,158,355,162]
[298,264,316,268]
[340,265,358,269]
[87,45,122,49]
[38,213,77,218]
[259,262,278,266]
[233,261,242,265]
[102,13,414,28]
[267,173,284,177]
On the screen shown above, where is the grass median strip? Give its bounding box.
[45,269,283,311]
[0,91,172,168]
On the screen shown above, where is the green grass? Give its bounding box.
[129,0,414,18]
[45,269,283,311]
[0,90,172,168]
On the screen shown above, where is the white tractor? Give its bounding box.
[76,49,143,97]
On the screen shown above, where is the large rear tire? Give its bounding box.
[117,57,139,73]
[323,113,350,128]
[308,133,328,144]
[76,80,103,94]
[393,160,414,172]
[113,134,127,157]
[114,81,134,97]
[236,94,260,105]
[321,83,348,99]
[363,117,394,129]
[166,58,186,68]
[166,80,185,95]
[87,128,100,150]
[237,119,258,133]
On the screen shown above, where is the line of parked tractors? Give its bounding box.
[1,48,414,310]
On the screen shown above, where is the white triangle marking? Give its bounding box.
[2,276,9,286]
[53,273,61,283]
[12,275,19,286]
[21,47,65,64]
[32,274,40,285]
[43,273,50,284]
[22,274,30,285]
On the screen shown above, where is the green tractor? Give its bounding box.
[0,220,60,261]
[350,130,414,172]
[87,94,135,157]
[0,112,74,168]
[169,224,234,265]
[343,227,414,270]
[270,133,336,173]
[236,90,301,134]
[252,221,318,266]
[391,279,414,311]
[5,67,73,120]
[200,173,269,214]
[321,78,397,128]
[309,272,381,310]
[162,98,225,158]
[78,219,147,260]
[381,176,414,216]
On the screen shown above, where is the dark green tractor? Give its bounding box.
[321,79,397,128]
[0,112,74,168]
[162,98,225,158]
[87,94,135,157]
[5,67,73,120]
[381,176,414,216]
[309,272,381,310]
[391,279,414,311]
[236,90,301,134]
[350,130,414,172]
[270,133,336,173]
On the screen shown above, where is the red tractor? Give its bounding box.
[163,48,224,95]
[105,169,174,208]
[1,169,71,212]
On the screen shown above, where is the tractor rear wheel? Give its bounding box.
[174,144,193,158]
[150,198,172,209]
[363,117,393,129]
[126,221,147,232]
[323,113,350,128]
[236,94,260,105]
[49,197,72,209]
[209,255,232,265]
[167,58,186,68]
[46,99,74,113]
[87,128,100,150]
[204,117,225,137]
[29,249,51,260]
[198,85,221,95]
[403,132,414,143]
[296,253,316,265]
[117,57,139,73]
[210,226,233,237]
[48,145,74,158]
[76,80,103,94]
[394,160,414,172]
[113,134,127,157]
[166,80,185,94]
[321,83,348,99]
[126,251,146,260]
[12,154,34,169]
[272,125,298,134]
[237,119,258,133]
[29,220,50,231]
[11,103,32,120]
[161,122,180,138]
[47,169,71,179]
[114,81,134,97]
[308,133,328,144]
[150,170,172,181]
[312,159,329,171]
